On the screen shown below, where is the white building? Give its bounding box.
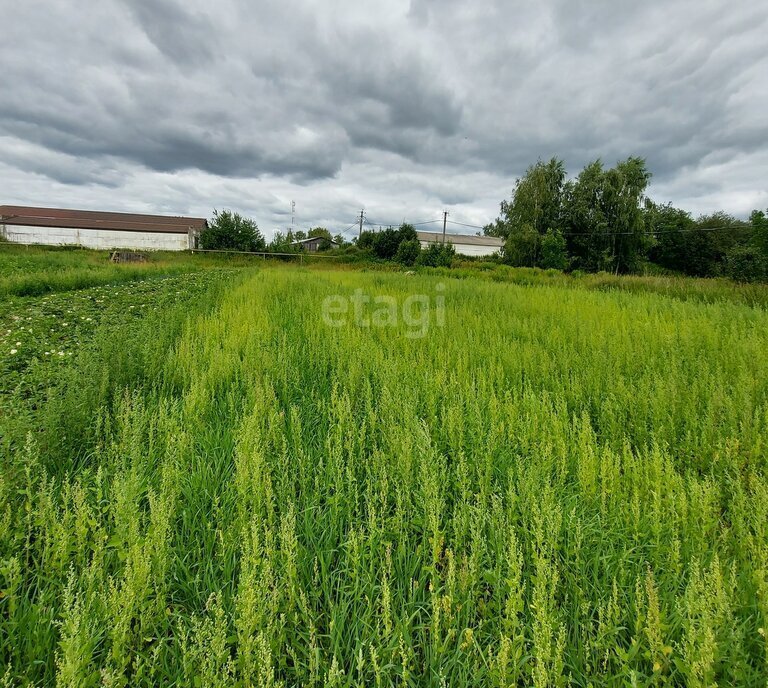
[417,231,503,257]
[0,205,206,251]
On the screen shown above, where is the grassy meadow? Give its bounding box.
[0,243,283,298]
[1,252,767,685]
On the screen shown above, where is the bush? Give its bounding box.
[397,223,418,243]
[367,224,419,261]
[417,242,455,267]
[539,229,569,270]
[267,231,301,256]
[200,210,265,252]
[725,245,767,283]
[502,225,539,267]
[357,231,375,250]
[394,239,420,265]
[370,228,401,259]
[751,209,768,254]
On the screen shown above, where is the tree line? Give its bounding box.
[484,158,768,282]
[199,209,346,254]
[199,166,768,282]
[199,210,456,267]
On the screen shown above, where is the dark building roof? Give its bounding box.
[417,231,504,247]
[0,205,207,234]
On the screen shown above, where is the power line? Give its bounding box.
[561,224,753,237]
[363,217,442,228]
[447,219,485,230]
[347,211,752,240]
[362,216,390,228]
[653,224,751,235]
[447,218,753,237]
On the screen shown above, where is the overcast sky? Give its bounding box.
[1,0,767,239]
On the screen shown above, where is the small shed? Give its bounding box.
[291,236,339,252]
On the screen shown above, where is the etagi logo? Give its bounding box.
[321,283,446,339]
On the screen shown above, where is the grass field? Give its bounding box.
[1,250,767,686]
[0,243,288,298]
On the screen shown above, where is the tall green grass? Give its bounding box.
[0,244,268,297]
[1,266,767,685]
[423,263,768,308]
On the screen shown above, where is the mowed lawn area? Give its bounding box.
[1,251,767,686]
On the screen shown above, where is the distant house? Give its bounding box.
[417,231,503,257]
[291,236,338,252]
[0,205,207,251]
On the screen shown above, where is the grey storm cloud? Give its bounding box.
[0,0,766,233]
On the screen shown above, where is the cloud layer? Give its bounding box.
[1,0,766,237]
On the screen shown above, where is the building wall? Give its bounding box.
[0,224,190,250]
[418,240,500,257]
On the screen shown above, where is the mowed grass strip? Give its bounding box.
[1,266,767,686]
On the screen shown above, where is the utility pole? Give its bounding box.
[358,209,364,239]
[442,210,448,244]
[291,201,295,227]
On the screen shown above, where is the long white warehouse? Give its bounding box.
[417,231,503,257]
[0,205,206,250]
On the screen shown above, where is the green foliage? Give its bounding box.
[308,227,332,240]
[539,229,569,270]
[356,230,375,250]
[419,261,768,307]
[502,224,539,267]
[501,225,568,270]
[0,243,254,297]
[394,238,421,265]
[371,228,401,259]
[200,209,266,252]
[751,209,768,255]
[563,157,651,273]
[693,212,751,275]
[496,158,566,239]
[397,223,418,243]
[482,217,508,238]
[487,158,768,280]
[417,241,455,267]
[490,157,651,273]
[645,206,764,280]
[646,202,712,276]
[2,252,768,686]
[267,230,300,254]
[370,224,419,260]
[725,244,767,282]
